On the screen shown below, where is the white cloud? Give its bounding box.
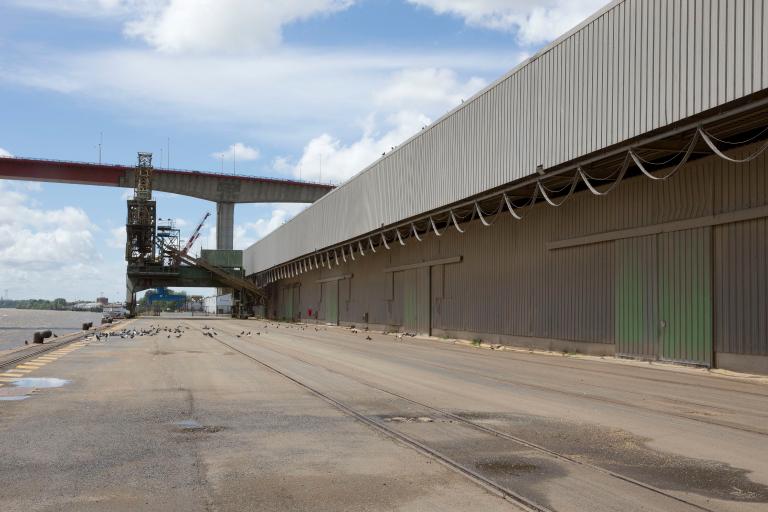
[288,110,431,184]
[0,181,97,273]
[0,147,13,158]
[107,225,126,249]
[275,67,487,184]
[125,0,355,54]
[408,0,607,44]
[375,68,485,111]
[0,48,510,147]
[211,142,260,162]
[13,0,356,54]
[245,203,306,241]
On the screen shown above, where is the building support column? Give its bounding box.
[216,202,234,250]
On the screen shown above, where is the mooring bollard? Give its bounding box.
[33,332,44,344]
[41,330,52,339]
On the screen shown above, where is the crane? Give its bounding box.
[180,212,211,257]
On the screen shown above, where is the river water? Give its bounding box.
[0,309,103,352]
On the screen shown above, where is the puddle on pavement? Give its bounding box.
[454,410,768,502]
[0,395,29,401]
[11,378,69,388]
[174,419,224,433]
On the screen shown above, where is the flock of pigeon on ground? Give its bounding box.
[88,325,189,342]
[81,320,423,344]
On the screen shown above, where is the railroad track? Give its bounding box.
[0,321,126,372]
[219,320,768,437]
[200,323,718,512]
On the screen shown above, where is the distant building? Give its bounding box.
[203,294,231,315]
[73,302,103,311]
[96,297,109,306]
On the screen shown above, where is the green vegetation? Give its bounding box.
[0,298,72,310]
[472,338,482,347]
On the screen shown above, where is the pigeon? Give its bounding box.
[366,336,372,341]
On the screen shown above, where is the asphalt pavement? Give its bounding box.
[1,318,766,512]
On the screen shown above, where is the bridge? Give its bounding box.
[0,157,334,249]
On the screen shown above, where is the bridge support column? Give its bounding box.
[125,277,136,317]
[216,202,234,250]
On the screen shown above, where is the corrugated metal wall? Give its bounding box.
[714,218,768,356]
[268,144,768,360]
[246,0,768,274]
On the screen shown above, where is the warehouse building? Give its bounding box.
[245,0,768,374]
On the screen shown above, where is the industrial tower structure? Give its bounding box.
[124,153,264,317]
[125,153,156,266]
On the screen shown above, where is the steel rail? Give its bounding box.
[198,327,549,512]
[208,321,722,512]
[237,332,720,512]
[261,324,768,437]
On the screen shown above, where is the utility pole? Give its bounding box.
[98,131,103,164]
[233,145,236,174]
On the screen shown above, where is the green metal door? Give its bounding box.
[416,266,431,335]
[402,269,418,331]
[398,268,430,334]
[615,235,658,359]
[659,228,712,366]
[323,280,339,325]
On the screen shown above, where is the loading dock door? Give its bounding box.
[615,228,712,366]
[615,235,658,359]
[416,267,431,335]
[398,267,431,335]
[659,228,712,366]
[322,280,339,325]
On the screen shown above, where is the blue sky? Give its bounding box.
[0,0,605,301]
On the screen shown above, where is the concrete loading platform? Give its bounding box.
[1,318,767,512]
